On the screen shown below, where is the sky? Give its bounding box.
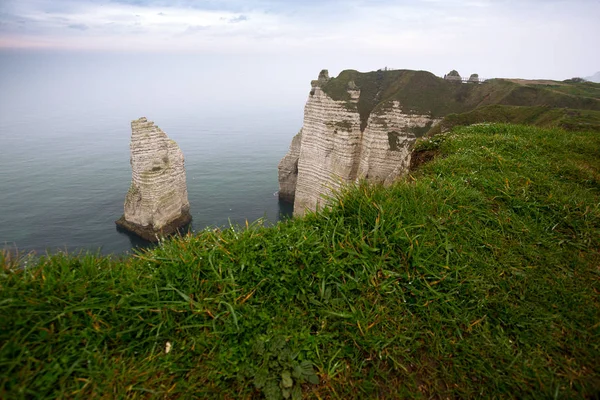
[0,0,599,80]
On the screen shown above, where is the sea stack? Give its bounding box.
[116,117,192,241]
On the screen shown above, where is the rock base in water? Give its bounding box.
[115,210,192,242]
[117,117,192,242]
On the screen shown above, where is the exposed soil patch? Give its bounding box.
[410,149,439,171]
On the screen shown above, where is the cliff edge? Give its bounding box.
[279,69,444,216]
[280,68,600,216]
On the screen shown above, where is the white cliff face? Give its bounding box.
[293,85,362,216]
[357,101,441,185]
[277,129,303,203]
[279,74,441,216]
[117,117,191,240]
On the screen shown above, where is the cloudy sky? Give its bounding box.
[0,0,598,79]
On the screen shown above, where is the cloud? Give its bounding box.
[0,0,598,79]
[184,25,210,34]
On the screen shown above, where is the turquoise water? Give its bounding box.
[0,52,304,255]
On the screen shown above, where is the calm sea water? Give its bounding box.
[0,52,306,255]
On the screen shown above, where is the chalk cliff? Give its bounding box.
[116,117,191,241]
[277,129,302,203]
[280,70,441,216]
[279,68,600,216]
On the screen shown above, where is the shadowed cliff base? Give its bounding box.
[277,198,294,218]
[115,210,192,242]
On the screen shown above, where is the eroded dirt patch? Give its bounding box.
[410,149,439,171]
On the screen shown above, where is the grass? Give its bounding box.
[319,69,600,132]
[554,80,600,99]
[428,105,600,136]
[2,124,600,399]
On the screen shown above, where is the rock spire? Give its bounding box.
[116,117,191,241]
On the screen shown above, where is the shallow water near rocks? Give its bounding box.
[0,52,303,255]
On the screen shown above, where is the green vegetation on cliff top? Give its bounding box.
[429,105,600,136]
[319,69,600,131]
[2,123,599,398]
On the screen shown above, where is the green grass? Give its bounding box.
[428,105,600,136]
[554,80,600,99]
[319,70,600,132]
[2,124,600,398]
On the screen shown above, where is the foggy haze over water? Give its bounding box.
[0,52,308,254]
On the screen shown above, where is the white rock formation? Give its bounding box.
[292,83,362,215]
[357,102,441,186]
[279,71,441,216]
[116,117,191,241]
[277,129,303,203]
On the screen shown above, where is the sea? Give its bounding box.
[0,51,308,255]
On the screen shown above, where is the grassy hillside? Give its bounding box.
[320,69,600,131]
[2,124,599,399]
[428,105,600,136]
